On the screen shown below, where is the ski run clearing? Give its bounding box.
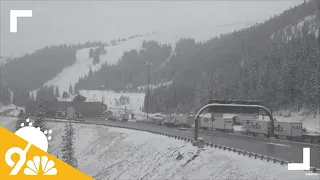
[79,90,145,115]
[43,32,185,91]
[0,116,317,180]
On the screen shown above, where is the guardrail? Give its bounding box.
[22,116,320,146]
[44,119,320,173]
[199,129,320,148]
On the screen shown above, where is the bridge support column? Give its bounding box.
[194,115,199,142]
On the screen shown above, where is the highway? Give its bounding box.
[82,118,320,169]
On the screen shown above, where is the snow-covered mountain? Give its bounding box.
[42,31,217,92]
[270,12,319,42]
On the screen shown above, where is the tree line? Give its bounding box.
[144,0,320,115]
[0,85,12,106]
[75,41,172,91]
[89,46,107,65]
[11,84,78,107]
[2,41,107,93]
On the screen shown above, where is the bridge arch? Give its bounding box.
[193,103,274,141]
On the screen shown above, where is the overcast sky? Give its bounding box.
[0,1,303,57]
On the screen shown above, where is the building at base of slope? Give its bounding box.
[25,94,107,119]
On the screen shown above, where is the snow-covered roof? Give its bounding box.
[223,114,237,119]
[56,95,76,102]
[55,94,86,102]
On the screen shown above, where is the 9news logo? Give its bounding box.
[4,118,57,176]
[0,118,93,179]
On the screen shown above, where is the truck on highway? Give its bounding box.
[247,120,270,137]
[236,120,250,135]
[199,116,212,130]
[199,114,232,131]
[151,114,164,125]
[174,114,192,128]
[163,114,177,127]
[120,113,129,121]
[274,121,302,140]
[213,117,233,133]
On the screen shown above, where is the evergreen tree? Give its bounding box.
[74,89,80,95]
[1,86,11,105]
[13,88,29,106]
[89,49,93,58]
[55,86,60,97]
[93,55,100,65]
[62,91,69,99]
[69,83,73,94]
[30,93,35,101]
[34,101,47,132]
[100,45,107,55]
[15,110,25,132]
[35,86,55,102]
[61,121,78,168]
[88,67,93,77]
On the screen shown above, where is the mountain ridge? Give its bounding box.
[2,0,319,114]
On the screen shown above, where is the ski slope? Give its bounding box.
[79,90,145,114]
[42,26,251,92]
[0,118,317,180]
[43,32,186,92]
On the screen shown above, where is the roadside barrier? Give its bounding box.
[44,119,320,173]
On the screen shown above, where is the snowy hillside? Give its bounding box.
[35,11,317,93]
[0,104,25,117]
[43,32,188,92]
[0,118,316,180]
[0,56,13,65]
[270,12,319,42]
[79,90,145,114]
[41,25,258,92]
[137,80,173,91]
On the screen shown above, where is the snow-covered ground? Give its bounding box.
[0,104,25,117]
[80,90,145,114]
[0,117,317,180]
[42,32,188,92]
[137,80,173,91]
[0,55,14,65]
[270,12,319,42]
[0,104,16,113]
[0,116,17,132]
[274,112,320,135]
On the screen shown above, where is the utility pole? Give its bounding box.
[146,61,151,120]
[101,85,104,117]
[317,0,320,130]
[101,85,104,104]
